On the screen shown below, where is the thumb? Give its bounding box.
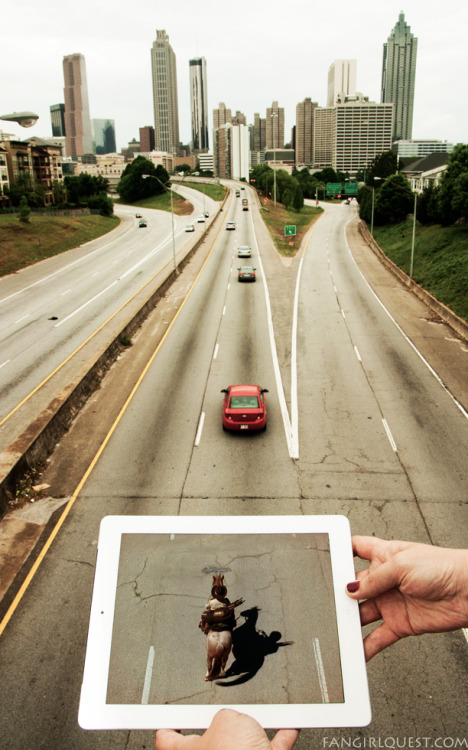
[155,729,196,750]
[346,559,400,600]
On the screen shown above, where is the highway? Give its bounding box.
[0,186,216,449]
[0,189,466,748]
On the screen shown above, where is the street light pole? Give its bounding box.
[143,173,177,274]
[270,111,278,209]
[410,190,417,279]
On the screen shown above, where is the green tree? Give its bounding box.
[117,156,169,203]
[365,150,398,186]
[437,144,468,225]
[374,174,414,225]
[18,195,31,223]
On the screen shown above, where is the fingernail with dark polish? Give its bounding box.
[347,581,360,593]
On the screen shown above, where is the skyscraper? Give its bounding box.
[189,57,209,151]
[151,30,180,154]
[50,103,66,137]
[296,98,318,165]
[327,60,357,107]
[92,119,116,154]
[266,102,284,150]
[62,54,94,157]
[381,12,417,141]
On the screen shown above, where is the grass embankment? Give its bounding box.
[373,222,468,322]
[258,196,323,257]
[0,214,119,277]
[180,181,228,202]
[114,190,192,215]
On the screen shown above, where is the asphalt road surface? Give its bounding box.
[0,191,466,749]
[0,187,216,449]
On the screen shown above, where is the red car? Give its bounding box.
[221,385,268,431]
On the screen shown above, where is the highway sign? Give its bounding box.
[284,225,296,236]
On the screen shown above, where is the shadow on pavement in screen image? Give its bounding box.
[217,607,293,687]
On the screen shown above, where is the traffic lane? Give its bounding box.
[183,252,298,501]
[0,212,198,421]
[107,532,342,707]
[295,210,408,500]
[329,214,468,507]
[80,219,235,501]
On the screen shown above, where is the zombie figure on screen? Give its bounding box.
[199,574,244,681]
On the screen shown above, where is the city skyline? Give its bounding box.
[2,1,466,150]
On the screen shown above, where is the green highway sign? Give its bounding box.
[345,182,358,195]
[284,225,296,236]
[326,183,342,195]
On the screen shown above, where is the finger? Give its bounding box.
[358,598,382,627]
[363,622,401,661]
[155,729,199,750]
[271,728,300,750]
[346,558,401,601]
[351,536,384,561]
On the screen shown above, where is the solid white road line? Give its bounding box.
[313,637,330,704]
[343,217,468,421]
[195,411,205,447]
[382,418,398,452]
[141,645,155,705]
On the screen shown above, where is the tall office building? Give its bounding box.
[63,54,94,157]
[381,12,417,141]
[92,119,116,154]
[266,101,284,149]
[151,30,180,154]
[189,57,209,151]
[50,103,66,137]
[327,60,357,107]
[296,98,318,165]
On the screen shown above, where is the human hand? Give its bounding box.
[346,536,468,661]
[155,708,299,750]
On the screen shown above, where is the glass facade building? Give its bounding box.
[189,57,209,151]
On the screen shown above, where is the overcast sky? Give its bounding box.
[2,0,466,151]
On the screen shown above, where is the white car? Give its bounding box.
[238,246,251,258]
[197,215,206,223]
[226,221,236,230]
[185,224,195,232]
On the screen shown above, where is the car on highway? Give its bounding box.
[238,246,251,258]
[226,221,236,230]
[221,384,268,431]
[139,219,147,227]
[185,224,195,232]
[136,213,143,218]
[197,215,205,222]
[237,266,256,282]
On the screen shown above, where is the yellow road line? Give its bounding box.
[0,213,228,638]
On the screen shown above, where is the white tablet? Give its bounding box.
[79,515,371,730]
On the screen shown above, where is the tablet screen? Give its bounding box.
[79,515,371,729]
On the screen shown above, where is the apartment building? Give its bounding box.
[265,101,284,149]
[314,95,394,174]
[213,123,249,181]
